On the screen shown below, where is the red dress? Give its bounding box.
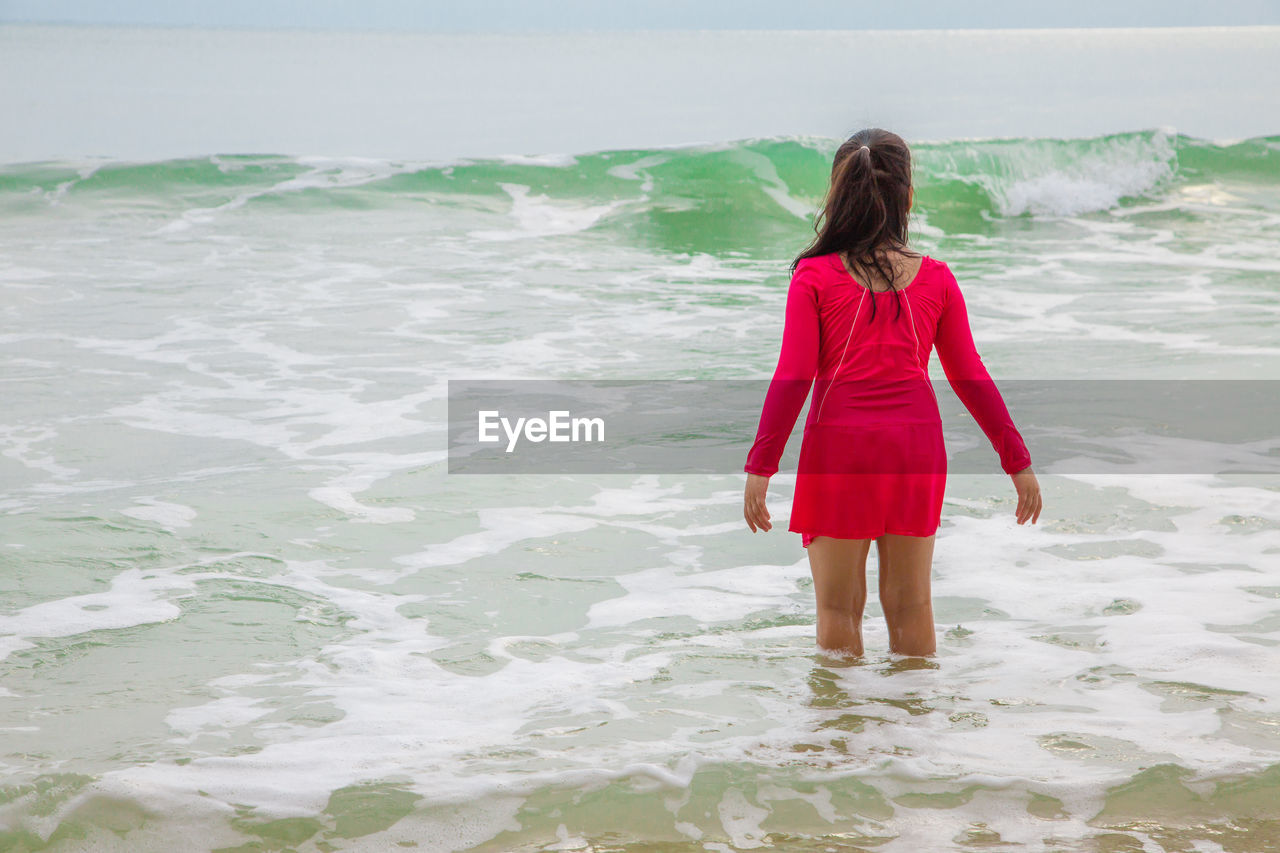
[744,253,1032,546]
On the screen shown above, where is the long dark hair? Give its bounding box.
[791,128,920,321]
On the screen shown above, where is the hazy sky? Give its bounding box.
[2,0,1277,31]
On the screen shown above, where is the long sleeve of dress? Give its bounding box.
[934,273,1032,476]
[744,268,820,477]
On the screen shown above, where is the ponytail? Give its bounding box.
[793,129,919,323]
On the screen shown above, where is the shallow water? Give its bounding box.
[2,25,1280,853]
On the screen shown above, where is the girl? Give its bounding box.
[743,128,1043,658]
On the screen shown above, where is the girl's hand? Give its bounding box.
[744,473,773,532]
[1012,466,1042,525]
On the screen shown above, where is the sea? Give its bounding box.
[1,22,1279,853]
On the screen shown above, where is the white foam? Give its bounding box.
[586,561,802,629]
[730,147,813,220]
[151,156,416,235]
[981,129,1178,217]
[120,498,197,530]
[166,696,274,740]
[605,152,669,191]
[394,507,600,571]
[0,568,194,663]
[467,182,631,241]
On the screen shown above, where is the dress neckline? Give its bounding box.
[834,252,929,294]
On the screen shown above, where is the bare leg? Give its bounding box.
[876,533,937,656]
[806,536,871,656]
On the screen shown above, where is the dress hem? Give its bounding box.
[793,524,940,547]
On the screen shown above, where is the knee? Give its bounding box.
[880,595,932,620]
[816,603,862,621]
